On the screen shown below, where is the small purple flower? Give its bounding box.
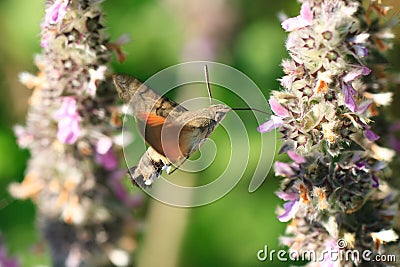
[57,117,80,145]
[269,97,290,117]
[95,137,118,170]
[0,242,19,267]
[276,191,300,222]
[95,148,118,170]
[355,161,367,170]
[258,97,290,133]
[341,66,371,112]
[274,161,296,177]
[341,81,357,112]
[360,122,380,142]
[371,174,379,188]
[54,97,81,144]
[281,2,313,32]
[342,66,371,83]
[287,150,306,164]
[353,45,368,57]
[257,115,284,133]
[356,100,372,114]
[364,129,380,141]
[45,0,69,25]
[109,170,143,208]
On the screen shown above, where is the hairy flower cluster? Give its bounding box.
[259,0,399,266]
[10,0,139,266]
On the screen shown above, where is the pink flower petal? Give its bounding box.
[0,244,19,267]
[276,191,298,201]
[109,170,143,208]
[95,148,118,170]
[287,150,306,164]
[269,97,290,117]
[54,97,78,119]
[274,161,295,177]
[57,117,80,144]
[95,137,118,170]
[45,0,69,25]
[341,82,357,112]
[357,100,372,114]
[281,2,313,32]
[343,66,371,83]
[353,45,368,57]
[278,200,300,222]
[300,2,313,22]
[55,97,81,144]
[96,137,113,154]
[257,116,284,133]
[365,129,380,141]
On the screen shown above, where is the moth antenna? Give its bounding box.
[232,107,272,116]
[204,65,213,106]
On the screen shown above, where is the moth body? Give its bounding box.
[113,74,230,187]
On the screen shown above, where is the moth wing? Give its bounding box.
[136,112,190,163]
[161,112,215,162]
[113,74,188,117]
[172,111,216,158]
[137,112,167,127]
[136,112,165,156]
[136,109,221,165]
[175,105,230,157]
[177,123,206,157]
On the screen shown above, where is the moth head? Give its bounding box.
[112,73,140,103]
[208,104,231,123]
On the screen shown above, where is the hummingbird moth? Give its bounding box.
[112,67,231,187]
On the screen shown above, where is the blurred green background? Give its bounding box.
[0,1,399,267]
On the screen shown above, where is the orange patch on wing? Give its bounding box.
[138,112,166,127]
